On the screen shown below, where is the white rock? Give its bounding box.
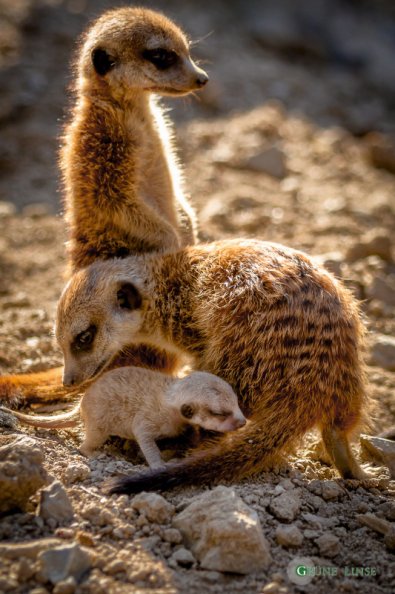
[269,491,301,522]
[171,547,195,567]
[369,334,395,371]
[275,524,303,547]
[37,542,91,584]
[131,492,175,524]
[321,481,344,500]
[173,486,271,574]
[361,434,395,478]
[62,463,90,484]
[315,533,340,558]
[0,435,47,513]
[38,481,74,524]
[238,145,287,179]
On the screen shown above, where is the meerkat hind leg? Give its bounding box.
[80,428,107,457]
[321,426,369,480]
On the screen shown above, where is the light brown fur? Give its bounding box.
[0,7,208,403]
[54,239,372,490]
[3,368,245,467]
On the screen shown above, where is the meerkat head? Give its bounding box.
[55,259,146,388]
[79,7,208,98]
[168,372,247,433]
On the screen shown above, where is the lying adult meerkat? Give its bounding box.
[54,239,372,489]
[3,368,245,467]
[0,7,208,403]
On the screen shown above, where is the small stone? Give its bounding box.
[131,492,175,524]
[346,231,392,263]
[269,491,301,522]
[38,542,91,585]
[361,435,395,478]
[62,463,90,484]
[105,559,126,574]
[162,528,183,544]
[76,531,95,547]
[17,558,36,581]
[321,481,343,500]
[275,525,303,547]
[0,201,16,218]
[366,276,395,307]
[239,145,287,179]
[315,533,340,558]
[173,486,271,574]
[0,435,47,513]
[368,335,395,371]
[171,547,195,567]
[39,481,74,524]
[53,577,76,594]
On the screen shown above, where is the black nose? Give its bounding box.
[196,75,209,87]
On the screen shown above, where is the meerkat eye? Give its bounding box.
[209,410,230,418]
[116,283,142,310]
[180,404,195,419]
[91,48,117,76]
[142,48,178,70]
[72,325,97,352]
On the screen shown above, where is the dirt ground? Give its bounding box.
[0,1,394,593]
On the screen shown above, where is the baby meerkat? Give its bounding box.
[4,368,245,468]
[54,239,372,490]
[0,7,208,403]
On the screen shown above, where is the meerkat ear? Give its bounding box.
[116,283,142,310]
[91,48,116,76]
[180,404,195,419]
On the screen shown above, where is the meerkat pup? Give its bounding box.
[0,7,209,403]
[54,239,372,490]
[4,368,245,468]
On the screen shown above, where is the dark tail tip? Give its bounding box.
[105,465,189,495]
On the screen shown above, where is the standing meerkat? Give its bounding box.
[0,7,208,403]
[2,368,245,467]
[53,239,372,488]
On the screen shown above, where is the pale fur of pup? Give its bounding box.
[4,367,246,468]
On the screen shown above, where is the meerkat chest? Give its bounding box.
[125,109,178,223]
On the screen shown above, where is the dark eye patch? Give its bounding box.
[72,325,97,353]
[180,404,195,419]
[91,48,116,76]
[142,48,178,70]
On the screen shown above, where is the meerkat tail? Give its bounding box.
[0,367,72,404]
[2,403,81,428]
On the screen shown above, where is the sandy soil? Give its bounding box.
[0,1,394,593]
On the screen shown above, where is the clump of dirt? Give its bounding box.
[0,1,394,593]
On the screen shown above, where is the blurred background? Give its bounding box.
[0,0,394,211]
[0,0,394,403]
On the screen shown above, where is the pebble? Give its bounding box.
[37,542,91,585]
[53,577,76,594]
[346,232,392,263]
[360,434,395,478]
[170,547,195,567]
[131,492,175,524]
[38,480,74,524]
[366,276,395,307]
[315,533,340,557]
[269,491,301,522]
[368,334,395,371]
[321,481,344,500]
[0,435,47,513]
[237,145,287,179]
[62,463,90,484]
[173,486,271,574]
[162,528,183,544]
[275,525,303,547]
